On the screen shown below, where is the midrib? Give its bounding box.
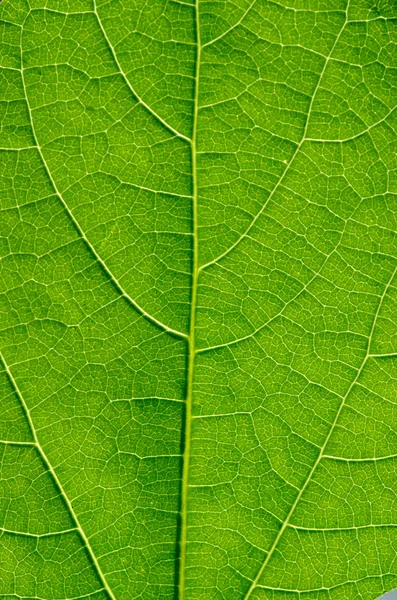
[178,1,201,598]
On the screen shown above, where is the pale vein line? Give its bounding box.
[33,7,94,16]
[323,453,397,462]
[92,0,191,143]
[305,106,397,143]
[256,573,393,594]
[243,259,397,599]
[263,0,343,15]
[0,526,78,538]
[119,452,182,459]
[369,353,397,359]
[289,523,397,532]
[178,1,201,597]
[0,352,116,600]
[60,173,193,200]
[0,440,36,446]
[200,14,350,273]
[201,0,257,49]
[0,593,106,600]
[19,44,187,341]
[349,17,397,23]
[0,146,36,151]
[170,0,194,6]
[0,594,106,600]
[109,396,186,404]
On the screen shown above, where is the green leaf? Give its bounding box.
[1,0,397,599]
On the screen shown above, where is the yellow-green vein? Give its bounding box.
[0,351,115,600]
[178,1,201,597]
[243,262,397,599]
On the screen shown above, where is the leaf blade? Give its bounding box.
[1,0,397,599]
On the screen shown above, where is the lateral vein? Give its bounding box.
[18,27,187,342]
[93,1,191,143]
[243,259,397,599]
[200,8,350,273]
[0,352,116,600]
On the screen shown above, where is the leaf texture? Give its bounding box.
[1,0,397,599]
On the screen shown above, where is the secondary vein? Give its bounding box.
[199,7,350,273]
[178,1,201,597]
[0,351,116,600]
[242,261,397,599]
[18,39,187,341]
[93,0,191,144]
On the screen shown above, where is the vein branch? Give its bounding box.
[0,351,116,600]
[93,0,191,143]
[243,260,397,599]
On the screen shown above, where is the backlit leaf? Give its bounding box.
[1,1,397,599]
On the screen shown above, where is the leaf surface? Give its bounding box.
[1,1,397,599]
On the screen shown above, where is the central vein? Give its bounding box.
[178,2,201,598]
